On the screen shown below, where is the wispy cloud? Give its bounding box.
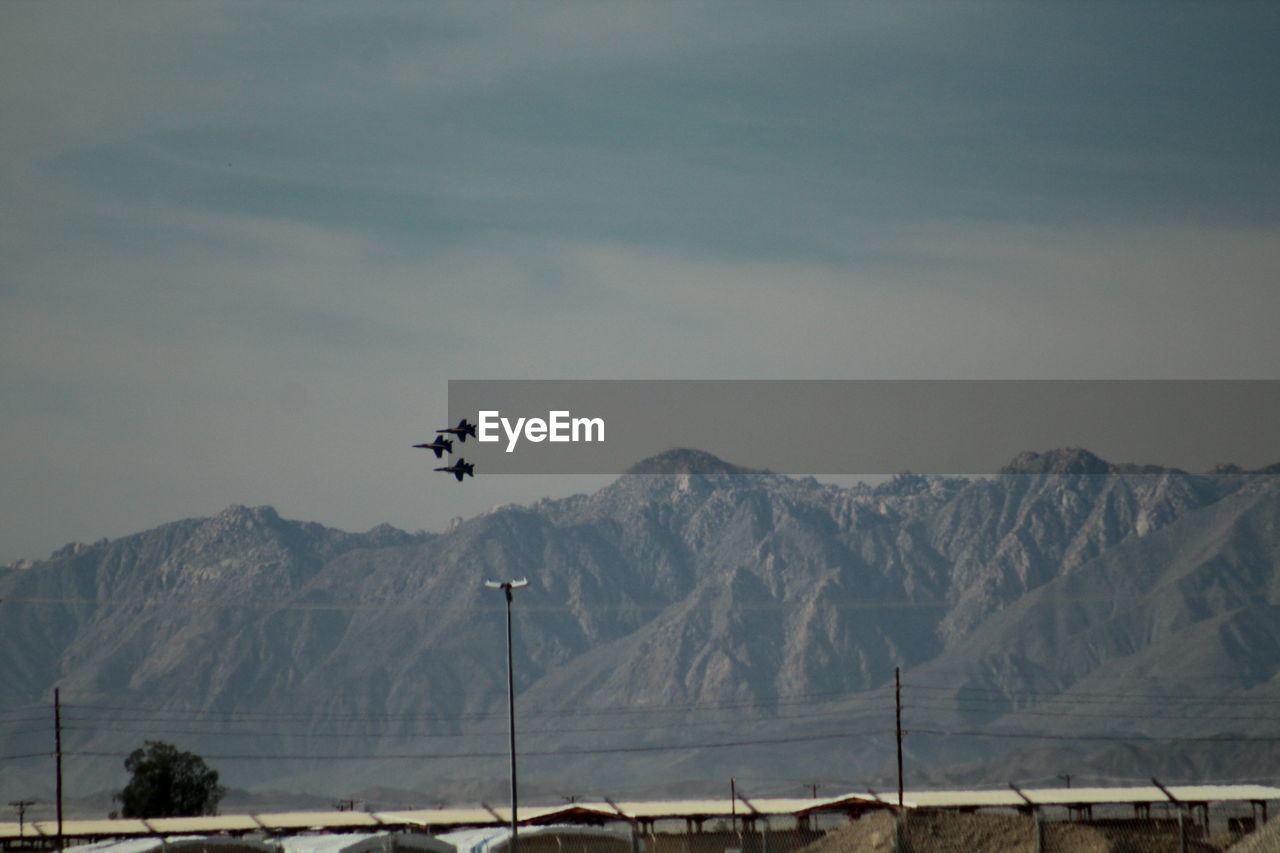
[2,2,1278,563]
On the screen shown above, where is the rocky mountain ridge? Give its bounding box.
[2,448,1277,803]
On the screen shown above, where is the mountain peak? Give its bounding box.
[213,504,282,526]
[1000,447,1191,475]
[622,448,766,475]
[1000,447,1113,475]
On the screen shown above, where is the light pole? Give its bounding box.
[484,578,528,853]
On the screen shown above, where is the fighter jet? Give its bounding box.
[412,436,453,458]
[437,418,478,443]
[435,458,475,482]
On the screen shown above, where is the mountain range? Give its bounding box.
[2,447,1278,810]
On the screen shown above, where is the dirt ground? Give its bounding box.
[797,810,1052,853]
[796,808,1252,853]
[1225,816,1280,853]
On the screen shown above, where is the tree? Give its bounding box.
[116,741,225,818]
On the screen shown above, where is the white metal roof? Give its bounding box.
[901,785,1280,809]
[605,800,751,818]
[256,812,389,831]
[142,816,266,834]
[900,790,1027,809]
[62,836,276,853]
[608,797,880,819]
[1156,785,1280,803]
[6,785,1279,841]
[374,809,508,828]
[9,819,152,838]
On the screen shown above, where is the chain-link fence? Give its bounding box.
[632,809,1272,853]
[634,826,826,853]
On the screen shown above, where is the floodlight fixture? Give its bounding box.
[485,578,528,591]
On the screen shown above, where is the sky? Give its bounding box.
[2,2,1279,565]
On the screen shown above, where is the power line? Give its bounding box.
[38,727,1280,765]
[64,728,896,762]
[902,703,1280,722]
[8,678,1279,758]
[57,687,894,722]
[0,595,962,612]
[52,704,890,741]
[907,729,1280,744]
[45,684,1280,735]
[7,585,1280,613]
[903,684,1280,704]
[31,702,1278,747]
[46,676,1280,720]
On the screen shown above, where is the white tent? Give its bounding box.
[276,832,455,853]
[438,825,632,853]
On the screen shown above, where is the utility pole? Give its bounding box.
[485,578,528,853]
[730,778,737,835]
[8,800,35,838]
[895,668,904,809]
[54,688,63,853]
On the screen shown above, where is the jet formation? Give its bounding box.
[415,417,477,481]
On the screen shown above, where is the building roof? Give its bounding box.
[140,816,267,834]
[62,836,276,853]
[900,785,1280,809]
[370,809,504,828]
[5,785,1279,841]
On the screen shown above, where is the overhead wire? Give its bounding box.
[62,728,897,762]
[6,676,1278,769]
[903,683,1280,704]
[54,703,893,741]
[22,727,1280,766]
[56,685,896,722]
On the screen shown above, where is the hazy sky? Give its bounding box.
[3,2,1278,565]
